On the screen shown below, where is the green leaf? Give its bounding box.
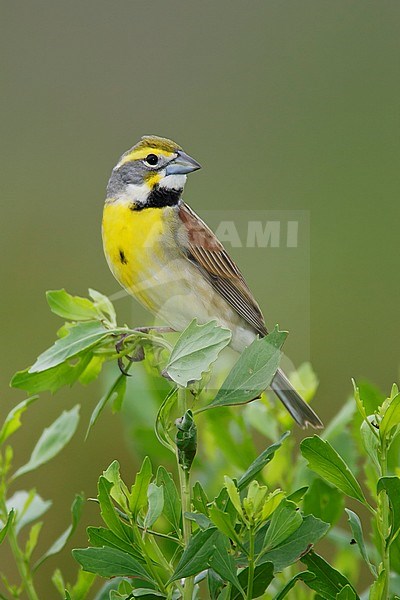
[258,515,329,571]
[352,379,370,424]
[0,396,38,445]
[232,563,274,599]
[78,355,105,385]
[155,387,178,451]
[34,493,85,570]
[98,477,133,543]
[208,569,224,600]
[237,432,290,491]
[51,568,65,597]
[11,354,94,394]
[263,500,302,551]
[301,552,359,599]
[89,288,117,328]
[209,534,242,592]
[144,483,164,529]
[206,326,287,409]
[217,588,230,600]
[287,487,309,503]
[0,509,15,544]
[7,491,52,535]
[13,406,80,479]
[300,436,367,505]
[357,381,386,415]
[274,571,316,599]
[360,418,381,472]
[192,481,209,515]
[303,479,345,526]
[110,590,165,600]
[87,527,142,560]
[25,522,43,560]
[336,584,357,599]
[86,374,127,439]
[92,580,123,600]
[369,569,386,600]
[110,590,165,599]
[214,487,238,522]
[377,476,400,543]
[46,289,101,321]
[380,392,400,440]
[345,509,377,576]
[103,460,130,511]
[165,319,231,386]
[156,467,181,534]
[224,477,243,519]
[208,505,240,545]
[129,457,152,517]
[186,511,213,530]
[72,546,152,580]
[29,321,117,372]
[71,571,97,600]
[169,528,220,581]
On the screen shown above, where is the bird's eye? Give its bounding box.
[145,153,159,166]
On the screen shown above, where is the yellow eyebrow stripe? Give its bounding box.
[117,147,176,167]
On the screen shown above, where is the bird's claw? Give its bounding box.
[116,333,146,376]
[116,326,172,376]
[115,333,130,355]
[118,356,132,377]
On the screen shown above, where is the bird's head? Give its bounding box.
[106,135,201,208]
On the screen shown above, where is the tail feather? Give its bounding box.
[271,368,323,429]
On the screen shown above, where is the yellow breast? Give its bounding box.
[102,201,255,348]
[102,202,169,304]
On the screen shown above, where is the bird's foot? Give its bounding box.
[132,326,175,334]
[115,327,174,376]
[116,333,146,376]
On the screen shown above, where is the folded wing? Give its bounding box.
[177,202,268,337]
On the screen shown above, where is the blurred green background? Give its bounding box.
[1,0,399,595]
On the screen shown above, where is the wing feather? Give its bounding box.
[177,202,268,336]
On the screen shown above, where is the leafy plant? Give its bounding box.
[1,288,399,599]
[0,397,86,600]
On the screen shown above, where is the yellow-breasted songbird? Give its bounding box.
[102,135,322,429]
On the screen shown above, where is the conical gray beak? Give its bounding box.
[165,150,201,176]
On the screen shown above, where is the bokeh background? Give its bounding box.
[1,1,399,596]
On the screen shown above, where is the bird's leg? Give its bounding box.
[115,332,130,355]
[116,333,133,376]
[117,356,131,377]
[115,333,144,376]
[132,326,175,334]
[126,345,145,363]
[116,327,174,376]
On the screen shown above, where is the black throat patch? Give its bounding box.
[131,186,183,211]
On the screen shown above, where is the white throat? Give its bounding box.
[112,173,187,207]
[159,174,187,190]
[118,182,151,206]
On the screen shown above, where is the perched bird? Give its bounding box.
[102,135,322,428]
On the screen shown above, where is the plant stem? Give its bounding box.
[247,528,255,600]
[0,496,39,600]
[7,528,39,600]
[378,439,390,599]
[148,535,175,576]
[131,525,167,593]
[177,386,194,600]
